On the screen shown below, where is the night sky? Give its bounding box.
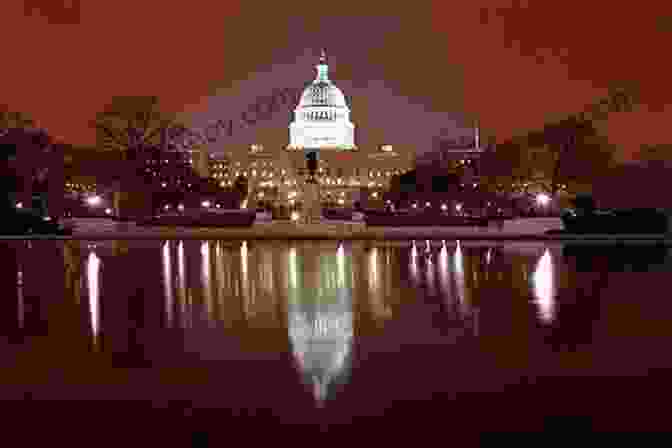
[6,1,672,161]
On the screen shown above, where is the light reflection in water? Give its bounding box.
[410,241,419,283]
[367,246,388,318]
[369,247,378,292]
[454,241,468,314]
[289,247,298,290]
[438,241,452,298]
[201,241,213,321]
[87,249,101,348]
[215,242,227,322]
[287,244,353,407]
[426,247,437,296]
[533,248,556,323]
[241,241,250,311]
[162,241,173,328]
[17,268,24,329]
[337,243,345,288]
[177,241,187,328]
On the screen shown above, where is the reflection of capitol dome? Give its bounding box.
[288,50,356,151]
[288,292,353,405]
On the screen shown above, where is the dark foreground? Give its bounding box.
[1,239,672,443]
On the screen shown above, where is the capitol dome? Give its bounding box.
[288,50,356,151]
[298,81,348,110]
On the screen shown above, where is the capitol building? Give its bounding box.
[287,50,356,151]
[202,50,414,210]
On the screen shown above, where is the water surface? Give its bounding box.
[2,239,671,440]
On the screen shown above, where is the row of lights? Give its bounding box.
[408,201,462,212]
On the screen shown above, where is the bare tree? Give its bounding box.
[0,105,36,138]
[91,96,196,161]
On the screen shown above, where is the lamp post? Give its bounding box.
[536,192,551,216]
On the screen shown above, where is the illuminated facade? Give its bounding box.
[287,50,356,151]
[201,51,413,209]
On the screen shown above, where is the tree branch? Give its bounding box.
[95,122,128,149]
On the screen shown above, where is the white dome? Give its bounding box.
[288,50,356,150]
[298,82,349,109]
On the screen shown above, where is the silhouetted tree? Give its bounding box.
[91,96,194,162]
[0,105,35,137]
[480,137,535,193]
[635,143,672,168]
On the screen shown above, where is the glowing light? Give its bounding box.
[412,203,417,208]
[536,193,551,206]
[533,249,555,323]
[105,208,112,215]
[337,243,346,288]
[202,200,211,208]
[288,247,298,289]
[337,198,345,205]
[426,202,431,207]
[291,211,300,221]
[162,241,173,328]
[438,241,451,295]
[410,241,419,283]
[177,241,187,328]
[164,204,170,210]
[87,250,101,347]
[456,203,463,213]
[441,203,448,211]
[240,241,249,304]
[87,195,101,206]
[201,241,213,320]
[177,204,185,211]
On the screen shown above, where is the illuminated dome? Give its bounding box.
[297,82,348,110]
[288,50,356,151]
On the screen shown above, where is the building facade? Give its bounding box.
[200,51,413,209]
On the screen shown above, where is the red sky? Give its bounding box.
[4,1,672,161]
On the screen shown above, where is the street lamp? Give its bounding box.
[87,195,101,206]
[536,193,550,206]
[536,193,551,216]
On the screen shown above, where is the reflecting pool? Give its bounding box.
[1,239,672,440]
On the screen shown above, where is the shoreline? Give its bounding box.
[1,217,670,241]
